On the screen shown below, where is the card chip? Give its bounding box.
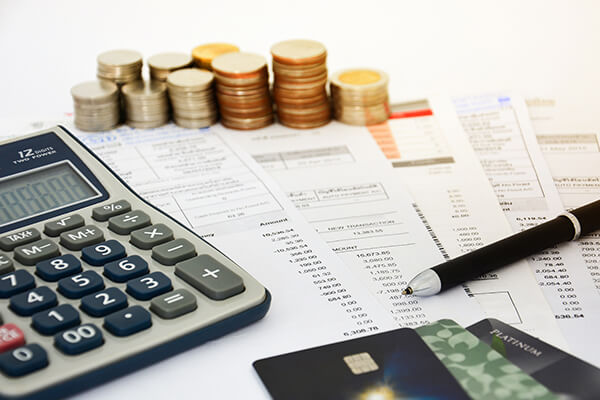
[343,352,379,375]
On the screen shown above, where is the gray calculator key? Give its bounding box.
[59,225,104,251]
[0,253,14,275]
[92,200,131,222]
[0,228,41,251]
[44,214,85,237]
[130,224,174,250]
[175,255,244,300]
[152,239,196,266]
[150,289,197,319]
[14,239,60,266]
[108,210,151,235]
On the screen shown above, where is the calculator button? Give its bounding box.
[0,344,48,377]
[126,272,172,300]
[92,200,131,222]
[44,214,85,237]
[150,289,197,319]
[0,228,41,251]
[0,324,25,353]
[14,239,60,266]
[108,210,151,235]
[81,240,126,266]
[81,287,128,317]
[130,224,174,250]
[0,253,14,275]
[54,324,104,355]
[9,287,58,317]
[103,255,149,283]
[175,255,245,300]
[57,271,105,299]
[104,306,152,337]
[36,254,82,282]
[0,270,36,298]
[59,225,104,251]
[32,304,80,335]
[152,239,196,266]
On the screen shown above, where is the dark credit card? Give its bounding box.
[253,328,469,400]
[467,318,600,399]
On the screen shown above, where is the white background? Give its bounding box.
[1,0,599,120]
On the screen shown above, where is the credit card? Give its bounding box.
[253,328,470,400]
[468,318,600,399]
[416,319,556,400]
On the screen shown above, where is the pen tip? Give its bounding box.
[402,287,413,295]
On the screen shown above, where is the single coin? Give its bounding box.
[339,70,381,85]
[211,52,267,77]
[71,80,119,104]
[148,52,192,70]
[192,43,240,68]
[167,68,214,90]
[271,39,326,65]
[330,68,389,90]
[97,49,143,67]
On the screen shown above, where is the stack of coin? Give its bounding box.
[97,49,143,85]
[122,80,169,128]
[148,52,193,82]
[192,43,240,70]
[166,68,218,128]
[330,69,390,126]
[212,52,273,130]
[71,80,120,132]
[271,39,330,129]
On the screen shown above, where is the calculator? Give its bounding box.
[0,126,270,399]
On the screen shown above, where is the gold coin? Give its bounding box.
[338,69,381,85]
[192,43,240,68]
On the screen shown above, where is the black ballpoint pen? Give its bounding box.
[402,199,600,296]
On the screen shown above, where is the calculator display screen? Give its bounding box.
[0,161,100,227]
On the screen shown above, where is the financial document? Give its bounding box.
[218,97,565,348]
[455,93,600,364]
[216,123,483,329]
[530,97,600,295]
[527,96,600,208]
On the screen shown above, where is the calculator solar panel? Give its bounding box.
[0,126,270,399]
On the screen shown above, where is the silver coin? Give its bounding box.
[71,80,119,104]
[167,68,214,91]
